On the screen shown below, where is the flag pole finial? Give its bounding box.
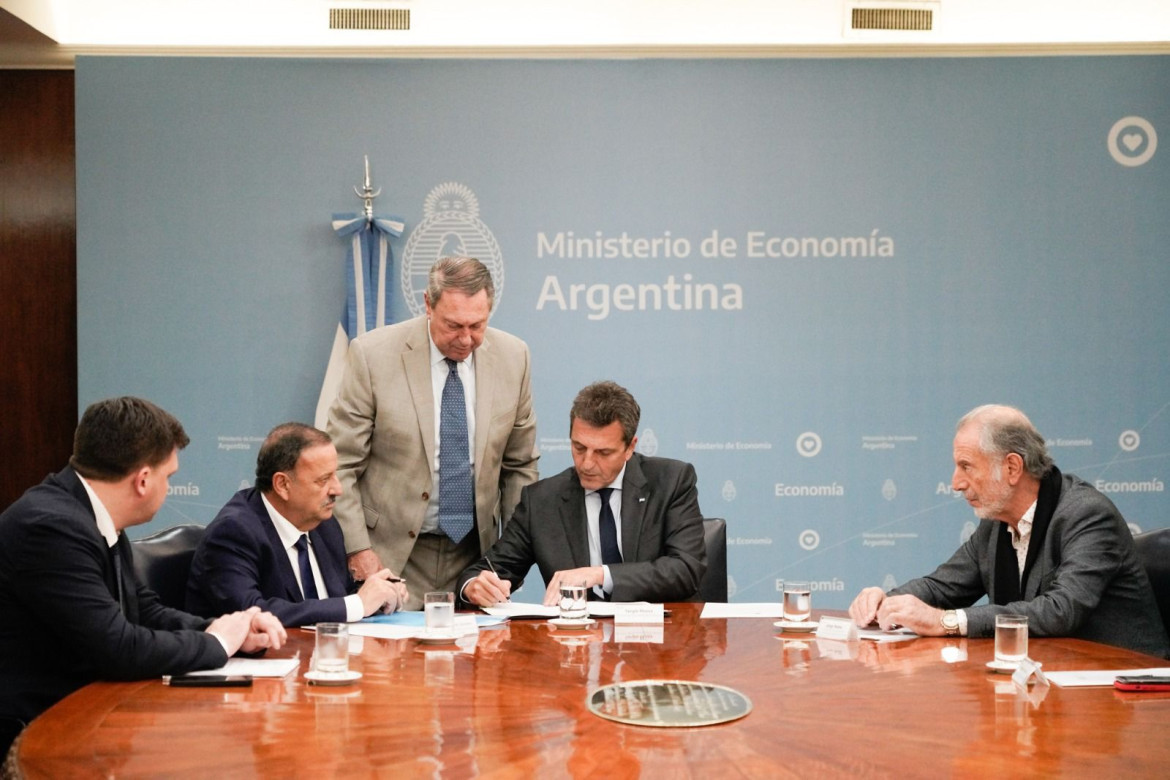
[353,155,383,223]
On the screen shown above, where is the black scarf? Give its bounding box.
[993,466,1062,605]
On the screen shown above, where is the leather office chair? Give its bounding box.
[130,524,206,610]
[1133,527,1170,641]
[2,716,26,771]
[698,518,728,603]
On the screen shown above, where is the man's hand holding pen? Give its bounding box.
[465,568,512,607]
[356,568,409,616]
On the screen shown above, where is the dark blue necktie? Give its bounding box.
[295,534,320,599]
[438,358,475,543]
[597,488,622,565]
[111,539,125,613]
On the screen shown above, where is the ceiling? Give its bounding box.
[2,0,1169,68]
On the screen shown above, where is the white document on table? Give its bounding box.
[1045,667,1170,687]
[700,602,784,619]
[857,627,918,643]
[347,615,489,639]
[481,602,657,619]
[187,657,300,678]
[481,602,558,619]
[347,623,422,640]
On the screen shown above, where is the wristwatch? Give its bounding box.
[940,610,960,636]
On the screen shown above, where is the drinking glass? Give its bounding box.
[425,591,455,633]
[558,582,588,620]
[995,614,1029,664]
[314,623,349,676]
[783,581,811,622]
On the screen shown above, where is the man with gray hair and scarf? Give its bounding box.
[849,404,1168,658]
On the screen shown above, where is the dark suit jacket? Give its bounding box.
[0,468,227,726]
[458,453,707,603]
[186,488,356,627]
[891,468,1169,658]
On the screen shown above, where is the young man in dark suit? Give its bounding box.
[0,397,286,756]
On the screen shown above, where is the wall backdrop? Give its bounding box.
[76,55,1169,606]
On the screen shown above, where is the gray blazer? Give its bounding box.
[458,453,707,603]
[890,469,1169,658]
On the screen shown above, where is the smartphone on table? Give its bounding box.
[1113,675,1170,692]
[163,674,253,687]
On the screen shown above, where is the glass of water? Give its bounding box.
[425,591,455,634]
[559,582,588,620]
[995,614,1029,664]
[314,622,349,677]
[783,581,811,622]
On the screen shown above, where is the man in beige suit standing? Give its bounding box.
[326,257,539,609]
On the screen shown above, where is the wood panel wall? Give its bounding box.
[0,70,77,509]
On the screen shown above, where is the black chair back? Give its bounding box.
[1133,527,1170,641]
[699,518,728,602]
[130,524,206,610]
[2,715,26,771]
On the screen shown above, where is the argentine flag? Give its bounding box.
[315,212,405,428]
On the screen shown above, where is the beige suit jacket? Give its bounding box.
[326,316,539,575]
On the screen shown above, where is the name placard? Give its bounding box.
[1013,657,1049,689]
[614,603,665,625]
[816,616,859,642]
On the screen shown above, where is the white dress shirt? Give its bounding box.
[955,499,1038,635]
[77,475,118,549]
[77,475,236,651]
[586,464,627,597]
[261,494,361,622]
[1009,500,1039,577]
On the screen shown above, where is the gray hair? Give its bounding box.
[426,257,495,311]
[957,404,1053,479]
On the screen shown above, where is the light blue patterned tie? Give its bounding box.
[438,358,475,543]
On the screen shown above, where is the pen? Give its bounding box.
[484,557,510,603]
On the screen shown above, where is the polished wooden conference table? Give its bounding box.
[13,604,1170,778]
